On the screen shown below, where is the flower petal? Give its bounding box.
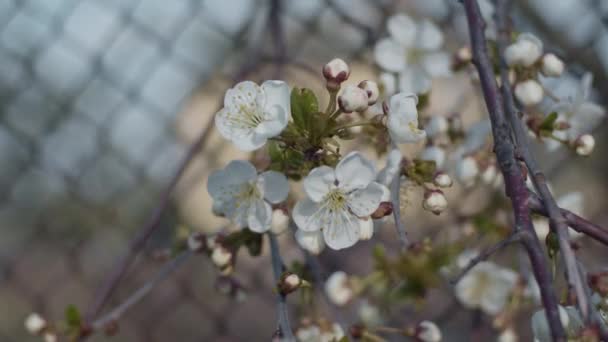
[303,165,336,202]
[387,14,416,46]
[374,38,407,72]
[377,148,403,186]
[414,19,443,50]
[247,199,272,233]
[293,197,323,232]
[259,170,289,204]
[214,107,252,141]
[348,182,386,217]
[421,51,452,77]
[295,229,325,254]
[335,152,376,192]
[388,93,426,144]
[224,80,264,110]
[398,66,431,94]
[323,212,360,250]
[255,104,289,138]
[207,160,257,199]
[261,80,291,118]
[231,131,268,151]
[358,218,374,240]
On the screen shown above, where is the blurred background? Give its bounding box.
[0,0,607,341]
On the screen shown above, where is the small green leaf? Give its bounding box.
[290,88,319,132]
[65,305,81,328]
[539,112,558,135]
[268,141,283,162]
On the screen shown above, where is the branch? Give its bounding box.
[268,233,295,341]
[90,250,192,332]
[450,232,522,284]
[390,144,409,251]
[527,191,608,246]
[495,0,589,323]
[462,0,567,339]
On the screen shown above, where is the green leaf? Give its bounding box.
[290,88,319,132]
[268,141,283,162]
[539,112,558,135]
[65,305,81,328]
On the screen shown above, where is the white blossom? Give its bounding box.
[533,192,584,240]
[455,261,518,315]
[211,246,232,268]
[374,14,451,94]
[386,92,426,144]
[215,80,290,151]
[338,85,369,113]
[423,190,448,215]
[325,271,354,306]
[433,172,453,188]
[293,152,387,250]
[379,72,397,97]
[359,80,380,105]
[420,145,446,169]
[296,325,321,342]
[43,333,58,342]
[295,229,325,255]
[416,320,442,342]
[480,164,498,185]
[323,58,350,86]
[531,305,583,342]
[24,313,46,335]
[358,301,383,327]
[515,80,544,106]
[270,209,290,234]
[504,33,543,67]
[455,156,480,187]
[296,322,344,342]
[208,160,289,233]
[425,116,449,138]
[541,53,564,77]
[497,328,518,342]
[574,134,595,156]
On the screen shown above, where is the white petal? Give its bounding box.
[335,152,376,192]
[414,19,444,50]
[420,51,452,77]
[255,104,289,138]
[207,160,257,199]
[567,102,605,139]
[247,199,272,233]
[323,212,361,250]
[224,80,264,110]
[259,171,289,204]
[374,38,407,72]
[358,218,374,240]
[303,165,336,202]
[231,131,268,151]
[379,72,397,97]
[348,182,386,217]
[377,148,403,186]
[295,229,325,254]
[387,14,416,46]
[261,80,290,117]
[419,146,446,169]
[293,198,323,232]
[388,110,426,144]
[398,66,432,94]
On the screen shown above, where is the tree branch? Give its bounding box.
[462,0,566,339]
[268,233,295,341]
[495,0,589,323]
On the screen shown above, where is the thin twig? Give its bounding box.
[495,0,589,323]
[90,250,192,331]
[462,0,567,339]
[268,233,295,341]
[390,151,409,250]
[451,232,521,284]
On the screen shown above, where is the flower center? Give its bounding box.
[324,189,347,212]
[228,104,265,129]
[235,182,260,207]
[407,49,424,65]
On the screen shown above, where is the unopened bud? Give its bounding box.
[433,172,453,188]
[211,245,233,269]
[574,134,595,156]
[504,33,543,67]
[514,79,544,106]
[358,80,380,105]
[455,156,479,187]
[323,58,350,91]
[325,271,353,306]
[338,85,369,113]
[271,209,290,235]
[541,53,564,77]
[278,272,302,295]
[43,332,58,342]
[25,313,47,335]
[589,271,608,296]
[481,164,498,184]
[371,202,393,219]
[423,190,448,215]
[452,46,473,70]
[416,321,442,342]
[187,232,206,252]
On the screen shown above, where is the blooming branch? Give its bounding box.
[268,233,295,340]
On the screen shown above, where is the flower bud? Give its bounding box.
[589,271,608,296]
[452,46,472,70]
[211,245,233,269]
[270,209,289,235]
[24,313,46,335]
[455,156,479,187]
[514,79,544,106]
[358,80,380,105]
[574,134,595,156]
[187,232,205,252]
[504,33,543,67]
[423,190,448,215]
[541,53,564,77]
[416,321,442,342]
[425,116,448,138]
[480,164,498,184]
[371,202,393,219]
[278,272,302,295]
[497,328,517,342]
[323,58,350,90]
[325,271,353,306]
[338,85,369,113]
[433,172,453,188]
[43,332,58,342]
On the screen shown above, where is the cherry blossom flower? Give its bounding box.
[385,92,427,144]
[455,261,518,315]
[515,79,544,106]
[207,160,289,233]
[416,321,442,342]
[541,53,564,77]
[24,313,46,335]
[325,271,354,306]
[420,145,446,169]
[338,85,369,113]
[504,33,543,67]
[293,152,388,250]
[374,14,451,94]
[215,80,290,151]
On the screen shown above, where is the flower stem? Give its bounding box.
[325,90,338,115]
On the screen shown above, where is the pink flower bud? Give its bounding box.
[358,80,380,105]
[423,190,448,215]
[323,58,350,90]
[338,85,369,113]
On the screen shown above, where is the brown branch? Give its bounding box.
[462,0,567,339]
